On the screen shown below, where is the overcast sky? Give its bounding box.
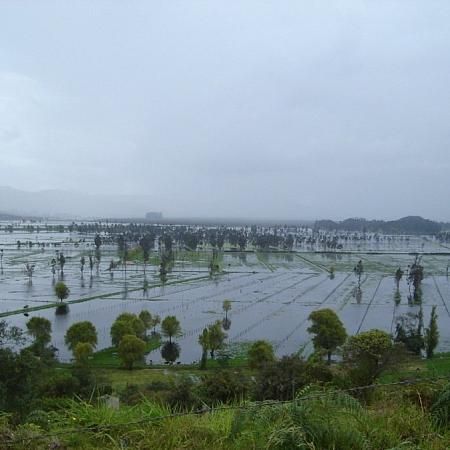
[1,1,450,220]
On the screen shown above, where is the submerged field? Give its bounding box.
[1,223,450,363]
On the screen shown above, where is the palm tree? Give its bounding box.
[161,316,182,344]
[223,300,232,320]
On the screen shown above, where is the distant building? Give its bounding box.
[145,211,163,221]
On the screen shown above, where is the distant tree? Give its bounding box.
[222,300,232,320]
[248,340,275,369]
[118,334,146,370]
[425,305,439,359]
[139,234,153,275]
[198,328,209,369]
[58,252,66,274]
[285,235,294,250]
[408,256,424,303]
[162,234,173,252]
[183,232,199,251]
[307,309,347,364]
[117,234,129,277]
[151,315,161,334]
[238,234,247,251]
[54,281,70,303]
[394,310,424,355]
[73,342,93,367]
[329,266,335,280]
[217,235,225,251]
[26,317,51,348]
[88,254,94,275]
[50,258,57,276]
[0,320,24,348]
[395,267,404,289]
[354,260,364,288]
[161,316,182,344]
[206,321,227,359]
[65,321,97,353]
[94,234,102,249]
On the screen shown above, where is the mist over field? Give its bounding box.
[1,1,450,220]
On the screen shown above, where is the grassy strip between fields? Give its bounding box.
[89,336,162,369]
[0,274,211,319]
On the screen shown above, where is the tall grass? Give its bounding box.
[4,385,450,449]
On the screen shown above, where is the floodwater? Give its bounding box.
[1,222,449,363]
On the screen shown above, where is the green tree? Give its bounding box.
[408,256,424,303]
[248,340,275,369]
[307,309,347,364]
[394,311,424,355]
[139,310,153,331]
[0,320,23,348]
[424,305,439,359]
[73,342,93,367]
[110,313,145,347]
[111,320,134,347]
[354,260,364,288]
[26,317,51,348]
[54,281,70,303]
[151,315,161,334]
[118,334,146,370]
[222,300,232,320]
[94,234,102,249]
[343,329,393,385]
[395,267,404,289]
[161,316,182,343]
[198,328,209,369]
[65,321,97,353]
[206,321,227,359]
[139,234,153,275]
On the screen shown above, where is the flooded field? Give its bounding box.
[1,222,450,363]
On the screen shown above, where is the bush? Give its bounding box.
[166,376,200,410]
[39,372,80,398]
[199,370,249,405]
[253,355,307,401]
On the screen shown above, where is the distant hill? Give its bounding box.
[314,216,443,235]
[0,211,27,220]
[0,186,163,219]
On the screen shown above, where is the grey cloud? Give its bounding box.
[0,1,449,220]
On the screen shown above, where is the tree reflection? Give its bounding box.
[161,341,180,364]
[222,318,231,330]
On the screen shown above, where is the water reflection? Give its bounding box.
[222,317,232,330]
[161,341,180,364]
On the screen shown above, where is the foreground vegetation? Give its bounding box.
[1,309,450,449]
[1,379,450,449]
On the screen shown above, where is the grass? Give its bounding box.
[5,382,450,449]
[88,341,252,390]
[90,335,161,369]
[380,352,450,383]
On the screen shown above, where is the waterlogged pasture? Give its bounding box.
[1,225,450,363]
